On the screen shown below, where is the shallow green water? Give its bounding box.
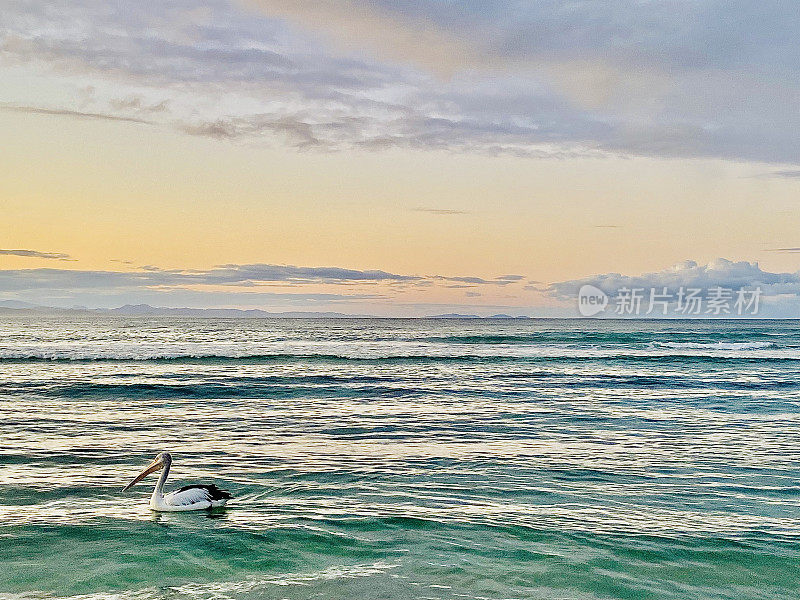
[1,316,799,599]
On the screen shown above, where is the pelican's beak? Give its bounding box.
[122,458,162,491]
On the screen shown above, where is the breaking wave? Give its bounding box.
[652,341,774,350]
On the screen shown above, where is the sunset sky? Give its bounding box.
[2,1,800,316]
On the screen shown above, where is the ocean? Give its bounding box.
[1,315,798,599]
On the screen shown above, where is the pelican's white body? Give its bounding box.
[150,483,230,512]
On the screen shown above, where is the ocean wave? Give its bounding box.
[0,345,796,363]
[0,351,511,363]
[0,562,400,600]
[652,341,773,350]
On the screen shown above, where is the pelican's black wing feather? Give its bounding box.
[176,484,233,501]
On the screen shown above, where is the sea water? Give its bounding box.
[1,316,798,599]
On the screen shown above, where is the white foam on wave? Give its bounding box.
[0,562,399,600]
[0,339,791,361]
[653,341,773,351]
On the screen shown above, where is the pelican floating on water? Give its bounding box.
[122,452,232,511]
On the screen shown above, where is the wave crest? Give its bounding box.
[652,341,773,350]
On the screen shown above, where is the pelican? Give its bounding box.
[122,452,232,511]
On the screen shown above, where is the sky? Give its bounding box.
[2,0,800,317]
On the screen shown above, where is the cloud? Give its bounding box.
[495,275,524,282]
[0,261,531,312]
[0,262,536,294]
[241,0,483,76]
[766,170,800,179]
[0,104,152,125]
[107,96,169,113]
[411,207,470,215]
[0,263,423,293]
[241,0,800,163]
[209,263,421,284]
[764,248,800,253]
[0,249,73,260]
[436,275,518,287]
[2,0,800,163]
[178,114,326,149]
[547,258,800,301]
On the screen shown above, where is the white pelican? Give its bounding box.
[122,452,232,511]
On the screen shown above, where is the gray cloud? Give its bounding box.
[0,261,528,309]
[108,96,169,114]
[0,263,422,292]
[243,0,800,163]
[208,263,421,284]
[0,249,73,260]
[547,259,800,300]
[767,170,800,179]
[0,104,152,125]
[0,262,537,294]
[179,114,327,149]
[412,207,470,215]
[495,275,524,281]
[436,275,518,287]
[2,0,799,162]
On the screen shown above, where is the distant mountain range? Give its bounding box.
[0,301,530,319]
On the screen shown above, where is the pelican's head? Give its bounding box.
[122,452,172,491]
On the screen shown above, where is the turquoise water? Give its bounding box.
[1,316,799,599]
